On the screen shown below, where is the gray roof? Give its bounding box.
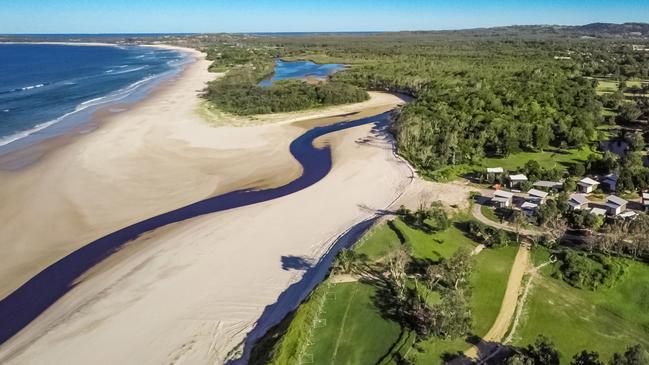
[533,181,562,189]
[521,202,539,210]
[494,190,514,199]
[590,208,606,216]
[527,189,549,198]
[606,195,628,206]
[570,194,589,205]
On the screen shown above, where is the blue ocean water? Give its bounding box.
[0,44,186,148]
[258,59,345,87]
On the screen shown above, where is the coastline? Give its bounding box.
[0,43,409,364]
[0,42,193,156]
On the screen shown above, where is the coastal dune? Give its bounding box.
[0,46,410,363]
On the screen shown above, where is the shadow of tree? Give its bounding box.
[388,220,407,244]
[280,255,313,271]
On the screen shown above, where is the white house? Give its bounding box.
[642,192,649,212]
[605,195,628,216]
[577,177,599,194]
[568,194,590,210]
[533,180,563,191]
[527,189,549,205]
[492,190,514,209]
[521,201,539,216]
[508,174,528,189]
[487,167,504,174]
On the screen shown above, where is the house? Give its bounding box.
[643,192,649,212]
[602,174,618,192]
[619,211,637,219]
[577,177,599,194]
[491,190,514,209]
[508,174,528,189]
[533,180,563,191]
[487,167,504,174]
[605,195,628,216]
[527,189,549,205]
[568,194,590,210]
[590,207,606,216]
[521,201,539,216]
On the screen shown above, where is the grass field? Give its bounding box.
[354,218,476,263]
[512,249,649,362]
[267,218,518,364]
[594,78,648,96]
[480,205,500,223]
[480,146,597,173]
[307,282,403,364]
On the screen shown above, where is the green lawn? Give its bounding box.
[308,282,403,365]
[594,78,648,96]
[471,246,519,335]
[512,253,649,362]
[261,220,518,365]
[480,146,597,173]
[480,205,500,223]
[355,218,478,263]
[353,222,402,262]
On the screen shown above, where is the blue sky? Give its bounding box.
[1,0,648,34]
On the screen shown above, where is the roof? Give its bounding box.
[527,189,549,199]
[619,211,637,219]
[606,195,628,206]
[521,202,539,210]
[492,197,511,204]
[578,177,599,186]
[487,167,504,173]
[603,174,618,183]
[642,192,649,200]
[569,194,589,205]
[509,174,528,181]
[533,181,562,189]
[590,208,607,216]
[494,190,514,199]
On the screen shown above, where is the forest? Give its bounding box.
[192,29,649,178]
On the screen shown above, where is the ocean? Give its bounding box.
[0,44,187,150]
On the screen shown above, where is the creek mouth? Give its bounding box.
[0,110,394,346]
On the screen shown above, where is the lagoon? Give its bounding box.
[258,59,345,87]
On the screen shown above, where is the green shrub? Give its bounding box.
[555,251,628,290]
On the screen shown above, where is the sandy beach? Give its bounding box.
[0,46,411,363]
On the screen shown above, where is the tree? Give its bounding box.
[610,345,649,365]
[570,163,586,177]
[628,131,646,151]
[511,211,528,244]
[527,336,560,365]
[431,288,472,339]
[617,103,642,124]
[571,351,604,365]
[386,248,409,302]
[333,249,361,275]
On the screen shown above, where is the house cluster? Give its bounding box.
[487,167,645,219]
[489,170,556,217]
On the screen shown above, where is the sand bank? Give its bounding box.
[0,112,411,365]
[0,45,409,363]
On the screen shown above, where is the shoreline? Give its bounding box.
[0,43,409,364]
[0,42,198,161]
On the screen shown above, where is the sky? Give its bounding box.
[1,0,648,34]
